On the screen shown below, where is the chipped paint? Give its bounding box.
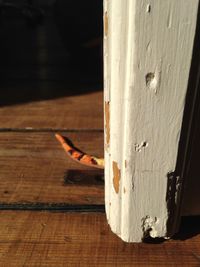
[135,141,148,152]
[141,216,158,238]
[113,161,121,194]
[146,4,151,13]
[123,187,126,194]
[103,0,198,243]
[104,12,108,37]
[105,101,110,146]
[145,69,161,94]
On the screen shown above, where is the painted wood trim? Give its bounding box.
[104,0,199,242]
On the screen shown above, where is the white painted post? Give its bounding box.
[104,0,199,242]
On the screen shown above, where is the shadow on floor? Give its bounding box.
[143,216,200,244]
[173,216,200,241]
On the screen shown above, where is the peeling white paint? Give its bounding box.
[104,0,199,242]
[141,215,159,238]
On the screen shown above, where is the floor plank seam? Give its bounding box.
[0,203,105,212]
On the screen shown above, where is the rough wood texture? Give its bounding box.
[0,132,104,204]
[0,90,103,130]
[104,0,199,242]
[0,211,199,266]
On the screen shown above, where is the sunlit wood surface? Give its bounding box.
[0,3,199,266]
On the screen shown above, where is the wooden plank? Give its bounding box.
[104,0,199,242]
[0,90,103,129]
[0,211,199,266]
[0,132,104,204]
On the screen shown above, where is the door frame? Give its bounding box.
[103,0,200,242]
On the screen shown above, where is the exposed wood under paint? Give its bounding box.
[104,0,199,242]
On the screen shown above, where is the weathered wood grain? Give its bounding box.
[0,211,199,266]
[0,90,103,129]
[0,132,104,204]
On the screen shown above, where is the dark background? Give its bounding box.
[0,0,103,106]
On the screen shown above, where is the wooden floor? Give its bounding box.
[0,4,200,267]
